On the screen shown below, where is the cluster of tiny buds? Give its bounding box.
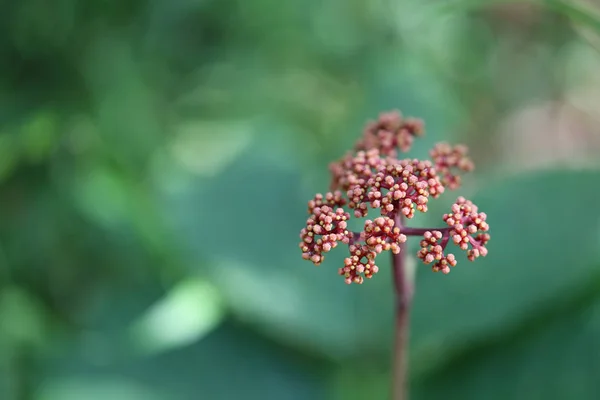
[364,217,407,254]
[307,191,346,213]
[299,196,352,266]
[339,244,378,284]
[356,110,424,157]
[366,160,445,219]
[430,142,474,190]
[417,231,457,274]
[329,148,386,193]
[443,197,490,262]
[300,110,489,284]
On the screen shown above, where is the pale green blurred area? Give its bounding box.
[2,0,600,399]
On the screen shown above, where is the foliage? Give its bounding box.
[1,0,600,399]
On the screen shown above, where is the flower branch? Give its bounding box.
[298,110,490,400]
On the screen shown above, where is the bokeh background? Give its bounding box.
[2,0,600,399]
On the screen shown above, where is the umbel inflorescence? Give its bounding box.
[299,110,490,284]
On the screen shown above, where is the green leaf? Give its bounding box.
[159,142,397,359]
[330,270,600,400]
[410,169,600,372]
[413,281,600,399]
[331,366,389,400]
[0,286,48,348]
[82,36,162,169]
[37,377,169,400]
[38,320,331,400]
[164,143,600,367]
[129,278,225,355]
[19,110,60,163]
[0,134,20,182]
[134,320,332,400]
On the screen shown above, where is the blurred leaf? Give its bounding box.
[411,169,600,373]
[165,142,600,371]
[130,320,332,400]
[10,0,77,56]
[0,164,176,337]
[335,274,600,400]
[66,161,178,261]
[413,282,600,399]
[169,120,254,177]
[165,135,600,368]
[129,278,225,355]
[160,142,396,359]
[82,36,162,169]
[164,164,600,368]
[0,286,47,347]
[39,320,331,400]
[19,110,60,163]
[72,166,131,228]
[0,134,20,181]
[331,365,388,400]
[564,39,600,115]
[546,0,600,32]
[433,0,520,14]
[37,377,169,400]
[436,0,600,33]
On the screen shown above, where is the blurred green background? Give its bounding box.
[1,0,600,399]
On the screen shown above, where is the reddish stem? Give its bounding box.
[351,231,362,244]
[440,234,450,251]
[391,213,412,400]
[347,216,452,400]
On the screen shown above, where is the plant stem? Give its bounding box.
[392,213,413,400]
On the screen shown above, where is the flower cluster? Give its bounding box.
[366,159,445,218]
[364,217,407,255]
[355,110,424,157]
[299,194,352,265]
[430,142,475,190]
[300,110,489,284]
[339,244,378,285]
[329,148,386,193]
[414,196,490,274]
[417,230,457,274]
[443,197,490,262]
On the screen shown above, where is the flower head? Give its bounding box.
[417,230,457,274]
[338,244,379,284]
[356,110,424,157]
[430,142,474,190]
[329,148,387,192]
[443,196,490,262]
[307,191,346,214]
[299,110,489,283]
[364,217,407,254]
[365,159,445,218]
[300,194,353,266]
